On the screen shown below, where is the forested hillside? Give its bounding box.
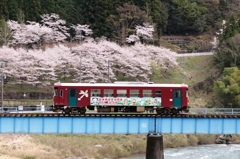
[1,0,240,108]
[0,0,239,45]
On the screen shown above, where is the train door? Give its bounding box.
[173,90,182,108]
[68,89,77,107]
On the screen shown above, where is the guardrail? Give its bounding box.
[0,105,53,113]
[189,108,240,114]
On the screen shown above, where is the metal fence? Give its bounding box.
[189,108,240,114]
[2,100,52,107]
[0,105,53,113]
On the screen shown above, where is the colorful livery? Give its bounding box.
[53,81,189,114]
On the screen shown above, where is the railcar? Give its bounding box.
[53,81,189,115]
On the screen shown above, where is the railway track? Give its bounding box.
[0,112,240,118]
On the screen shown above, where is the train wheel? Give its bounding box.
[171,108,178,115]
[63,107,71,114]
[79,108,86,114]
[53,108,61,112]
[156,108,163,115]
[182,107,189,114]
[163,108,169,115]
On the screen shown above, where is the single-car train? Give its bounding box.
[53,81,189,115]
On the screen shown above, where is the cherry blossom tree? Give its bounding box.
[70,24,93,42]
[0,39,178,86]
[127,23,154,44]
[0,40,177,86]
[40,13,70,42]
[7,20,52,48]
[2,14,179,86]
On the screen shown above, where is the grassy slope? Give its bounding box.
[150,54,217,107]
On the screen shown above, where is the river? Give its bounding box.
[121,144,240,159]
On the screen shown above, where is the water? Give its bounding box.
[122,144,240,159]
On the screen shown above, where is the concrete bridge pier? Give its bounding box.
[146,134,164,159]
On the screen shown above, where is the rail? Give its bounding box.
[0,107,240,114]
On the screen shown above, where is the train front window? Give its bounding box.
[156,90,161,97]
[130,90,139,97]
[60,90,63,97]
[117,90,126,97]
[54,87,58,96]
[143,90,152,97]
[175,90,180,98]
[104,89,113,97]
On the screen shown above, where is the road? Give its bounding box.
[176,52,214,57]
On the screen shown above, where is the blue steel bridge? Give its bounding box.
[0,113,240,134]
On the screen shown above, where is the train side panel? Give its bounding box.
[76,86,90,107]
[161,87,173,108]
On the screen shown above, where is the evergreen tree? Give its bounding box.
[166,0,207,34]
[76,0,119,38]
[0,0,9,20]
[0,19,12,45]
[23,0,41,21]
[7,0,18,20]
[40,0,55,14]
[54,0,77,24]
[215,34,240,70]
[149,0,168,43]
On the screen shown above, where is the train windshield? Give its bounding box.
[54,87,58,96]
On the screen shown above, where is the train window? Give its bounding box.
[60,90,63,97]
[143,90,152,97]
[186,88,188,97]
[130,90,139,97]
[104,89,114,97]
[175,90,180,98]
[54,87,58,96]
[156,90,161,97]
[91,89,100,96]
[117,90,127,97]
[70,89,75,97]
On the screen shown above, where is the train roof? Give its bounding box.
[54,81,188,88]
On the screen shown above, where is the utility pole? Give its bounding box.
[107,60,113,83]
[79,53,81,83]
[0,60,6,112]
[79,30,82,83]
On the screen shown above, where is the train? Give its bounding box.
[53,81,189,115]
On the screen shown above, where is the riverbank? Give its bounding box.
[0,134,240,159]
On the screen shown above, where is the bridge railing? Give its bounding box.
[189,108,240,114]
[0,105,53,113]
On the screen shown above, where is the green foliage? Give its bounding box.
[0,0,237,43]
[213,67,240,107]
[6,0,19,20]
[23,0,41,21]
[149,61,163,82]
[215,34,240,70]
[218,15,240,42]
[23,156,36,159]
[107,3,151,45]
[0,18,12,45]
[166,0,207,34]
[0,0,9,20]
